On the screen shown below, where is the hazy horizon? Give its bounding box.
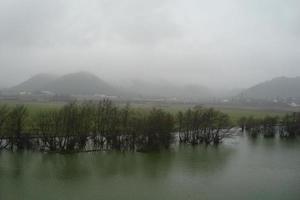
[3,70,300,92]
[1,0,299,89]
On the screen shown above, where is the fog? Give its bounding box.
[0,0,299,89]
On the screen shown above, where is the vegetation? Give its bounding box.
[0,105,9,149]
[128,102,287,124]
[0,101,287,124]
[177,107,232,145]
[262,116,278,137]
[1,99,298,153]
[239,115,278,138]
[240,116,262,137]
[238,113,300,138]
[29,100,175,152]
[0,100,236,153]
[280,113,300,137]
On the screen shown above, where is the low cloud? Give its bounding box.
[0,0,299,88]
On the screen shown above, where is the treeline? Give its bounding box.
[0,100,232,153]
[238,113,300,138]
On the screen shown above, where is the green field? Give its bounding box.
[0,100,290,123]
[0,101,63,115]
[131,102,288,122]
[213,107,286,123]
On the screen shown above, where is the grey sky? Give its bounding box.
[0,0,299,88]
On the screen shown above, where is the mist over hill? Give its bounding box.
[123,79,214,101]
[10,74,58,92]
[240,77,300,100]
[5,72,300,103]
[43,72,118,95]
[5,72,222,100]
[8,72,118,96]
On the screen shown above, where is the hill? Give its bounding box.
[125,80,214,101]
[43,72,118,95]
[7,72,243,101]
[241,76,300,100]
[10,73,58,92]
[9,72,118,96]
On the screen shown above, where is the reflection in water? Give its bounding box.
[0,151,32,179]
[10,152,25,179]
[0,144,234,180]
[175,144,234,175]
[91,151,176,178]
[37,154,91,180]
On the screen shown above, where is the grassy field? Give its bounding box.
[0,100,290,123]
[0,100,63,115]
[213,107,286,123]
[127,102,289,123]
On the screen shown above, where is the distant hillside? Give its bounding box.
[9,72,118,96]
[43,72,117,95]
[241,77,300,99]
[10,73,58,92]
[7,72,242,101]
[126,80,214,101]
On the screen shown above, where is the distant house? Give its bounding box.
[19,91,32,95]
[289,102,299,107]
[40,91,55,96]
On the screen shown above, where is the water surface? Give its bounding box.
[1,135,300,200]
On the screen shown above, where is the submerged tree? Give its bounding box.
[5,100,298,154]
[0,105,9,149]
[5,105,28,150]
[261,116,278,137]
[177,107,231,145]
[239,116,262,137]
[280,113,300,138]
[24,100,176,152]
[137,108,174,151]
[237,116,247,132]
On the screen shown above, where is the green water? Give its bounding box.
[1,135,300,200]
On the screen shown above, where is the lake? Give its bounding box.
[1,134,300,200]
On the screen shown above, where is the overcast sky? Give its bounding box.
[0,0,299,88]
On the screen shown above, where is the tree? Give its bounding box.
[280,113,300,137]
[0,105,9,149]
[262,116,278,137]
[237,116,247,132]
[6,105,28,150]
[138,109,174,151]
